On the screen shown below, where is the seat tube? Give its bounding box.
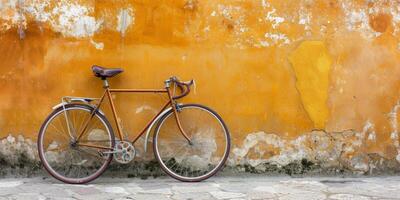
[107,89,124,140]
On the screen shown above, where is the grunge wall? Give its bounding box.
[1,0,400,174]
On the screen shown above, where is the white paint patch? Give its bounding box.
[361,120,376,141]
[389,100,400,163]
[264,33,290,46]
[341,1,381,39]
[265,9,285,29]
[90,39,104,50]
[117,8,135,37]
[0,0,26,30]
[258,40,270,47]
[389,101,400,146]
[261,0,270,9]
[367,131,376,141]
[298,7,312,32]
[210,10,217,17]
[7,134,15,143]
[135,105,156,114]
[390,2,400,37]
[50,1,101,38]
[231,130,372,171]
[1,0,103,38]
[23,0,51,22]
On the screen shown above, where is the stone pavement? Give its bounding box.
[0,175,400,200]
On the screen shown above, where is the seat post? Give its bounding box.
[102,78,109,88]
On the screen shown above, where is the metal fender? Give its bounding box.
[143,106,173,152]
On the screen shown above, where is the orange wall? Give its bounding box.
[1,0,400,170]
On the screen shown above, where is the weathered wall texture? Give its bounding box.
[1,0,400,174]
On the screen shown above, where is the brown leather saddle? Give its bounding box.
[92,65,123,79]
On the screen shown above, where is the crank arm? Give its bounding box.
[102,150,123,155]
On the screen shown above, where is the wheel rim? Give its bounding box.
[154,105,229,181]
[39,106,113,183]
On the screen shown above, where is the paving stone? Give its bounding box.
[171,192,215,200]
[139,187,173,195]
[0,188,26,196]
[130,194,171,200]
[329,193,371,200]
[102,186,130,195]
[172,185,219,193]
[0,181,24,188]
[2,176,400,199]
[122,185,143,194]
[279,192,327,200]
[210,191,246,199]
[247,191,276,200]
[218,183,255,193]
[8,193,47,200]
[69,186,102,196]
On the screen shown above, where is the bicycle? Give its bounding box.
[37,65,231,184]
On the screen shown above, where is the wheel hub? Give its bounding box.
[69,140,78,148]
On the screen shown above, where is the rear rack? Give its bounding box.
[56,96,102,140]
[62,96,100,104]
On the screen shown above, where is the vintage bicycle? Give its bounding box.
[37,65,231,184]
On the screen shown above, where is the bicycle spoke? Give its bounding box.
[48,124,71,141]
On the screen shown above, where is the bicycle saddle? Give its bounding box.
[92,65,123,79]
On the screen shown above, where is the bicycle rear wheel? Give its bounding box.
[153,104,230,182]
[38,104,115,184]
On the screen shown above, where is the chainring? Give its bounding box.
[113,141,136,164]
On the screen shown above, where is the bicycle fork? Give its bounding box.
[166,85,193,145]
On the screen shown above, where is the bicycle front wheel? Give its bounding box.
[38,104,115,184]
[153,104,230,182]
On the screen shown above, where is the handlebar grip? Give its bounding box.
[172,79,193,99]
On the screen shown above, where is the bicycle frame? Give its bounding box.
[67,80,192,152]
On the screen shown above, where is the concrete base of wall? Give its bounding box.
[1,134,399,178]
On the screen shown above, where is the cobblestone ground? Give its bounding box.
[0,175,400,200]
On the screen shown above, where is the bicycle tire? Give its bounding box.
[153,104,231,182]
[38,104,115,184]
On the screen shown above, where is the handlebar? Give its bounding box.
[167,76,194,99]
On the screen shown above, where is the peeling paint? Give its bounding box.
[389,101,400,162]
[231,130,399,174]
[135,105,156,114]
[50,1,100,38]
[117,7,134,37]
[265,9,285,29]
[339,1,398,38]
[90,39,104,50]
[0,135,37,164]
